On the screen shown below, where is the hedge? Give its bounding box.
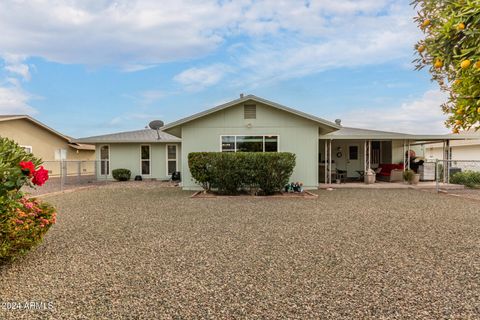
[450,170,480,188]
[112,168,131,181]
[188,152,296,195]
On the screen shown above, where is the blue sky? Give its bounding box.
[0,0,448,137]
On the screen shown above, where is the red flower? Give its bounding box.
[19,161,35,176]
[32,166,49,186]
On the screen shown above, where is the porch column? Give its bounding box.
[407,140,411,170]
[368,140,372,170]
[363,140,367,174]
[328,139,332,184]
[324,140,327,185]
[403,140,406,171]
[446,139,451,183]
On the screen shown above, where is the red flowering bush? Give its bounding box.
[32,166,49,186]
[0,193,56,263]
[0,137,56,263]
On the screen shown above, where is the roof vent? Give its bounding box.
[335,119,342,126]
[244,104,256,119]
[240,93,244,98]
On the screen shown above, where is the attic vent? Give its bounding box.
[244,104,256,119]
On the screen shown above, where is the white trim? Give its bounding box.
[99,144,110,176]
[20,145,33,153]
[219,135,280,152]
[140,144,152,176]
[166,144,178,176]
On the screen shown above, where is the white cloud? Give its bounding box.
[3,54,31,81]
[338,89,449,134]
[174,64,231,91]
[0,1,418,72]
[0,85,37,114]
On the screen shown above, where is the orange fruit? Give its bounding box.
[456,108,463,115]
[475,61,480,69]
[461,60,471,69]
[453,128,459,134]
[455,119,462,126]
[457,23,465,30]
[477,107,480,114]
[434,59,443,68]
[422,19,431,28]
[454,79,461,85]
[418,45,425,53]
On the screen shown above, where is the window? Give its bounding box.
[141,145,151,175]
[349,146,358,160]
[100,145,109,175]
[244,104,256,119]
[21,145,33,153]
[221,136,278,153]
[166,145,177,175]
[237,136,263,152]
[221,136,235,152]
[54,148,67,161]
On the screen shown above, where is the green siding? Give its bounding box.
[95,143,181,180]
[180,102,319,190]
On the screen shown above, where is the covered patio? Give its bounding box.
[318,127,478,186]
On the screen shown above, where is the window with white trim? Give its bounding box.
[141,145,151,175]
[21,145,33,153]
[100,145,110,175]
[167,145,177,175]
[221,136,278,152]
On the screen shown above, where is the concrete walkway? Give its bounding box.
[318,181,464,190]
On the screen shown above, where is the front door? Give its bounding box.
[346,144,361,177]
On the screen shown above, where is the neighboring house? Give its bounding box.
[76,95,480,189]
[0,115,95,176]
[424,131,480,161]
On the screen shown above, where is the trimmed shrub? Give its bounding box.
[112,168,131,181]
[450,170,480,188]
[188,152,296,195]
[0,137,56,264]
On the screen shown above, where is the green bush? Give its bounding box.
[450,171,480,188]
[112,168,131,181]
[188,152,296,195]
[403,169,415,183]
[0,137,40,196]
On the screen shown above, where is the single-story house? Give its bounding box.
[76,95,480,189]
[0,115,95,176]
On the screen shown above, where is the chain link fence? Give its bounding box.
[23,160,110,196]
[436,159,480,194]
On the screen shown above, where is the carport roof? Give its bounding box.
[320,126,480,141]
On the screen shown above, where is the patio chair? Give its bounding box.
[336,169,347,183]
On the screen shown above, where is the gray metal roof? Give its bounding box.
[74,129,181,144]
[320,126,480,141]
[161,94,341,132]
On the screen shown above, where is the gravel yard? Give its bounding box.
[1,184,479,319]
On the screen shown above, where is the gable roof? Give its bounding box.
[0,114,94,150]
[161,94,341,131]
[74,128,181,144]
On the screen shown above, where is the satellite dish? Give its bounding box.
[148,120,164,140]
[149,120,164,130]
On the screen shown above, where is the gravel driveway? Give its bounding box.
[1,184,479,319]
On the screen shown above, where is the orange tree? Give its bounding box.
[412,0,480,132]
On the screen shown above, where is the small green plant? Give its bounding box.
[450,171,480,188]
[403,169,415,183]
[112,169,131,181]
[188,152,296,195]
